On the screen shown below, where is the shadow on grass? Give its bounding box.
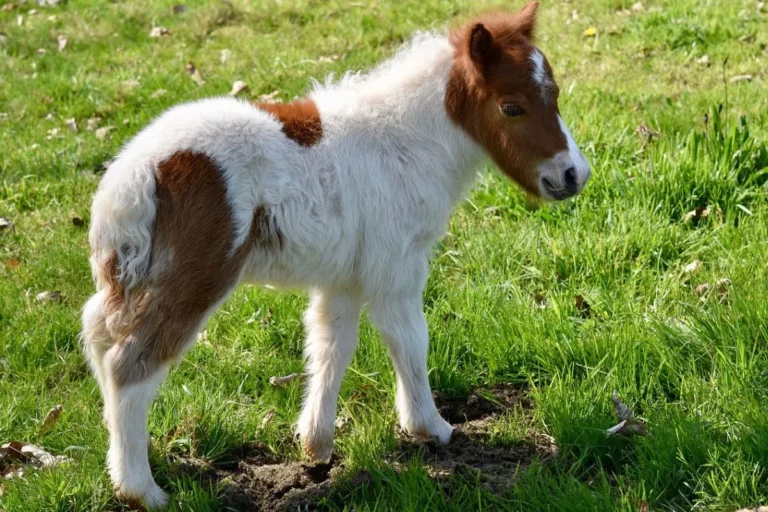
[167,385,556,511]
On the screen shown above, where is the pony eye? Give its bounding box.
[500,104,525,118]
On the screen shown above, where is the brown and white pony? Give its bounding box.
[82,2,590,508]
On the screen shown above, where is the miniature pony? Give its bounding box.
[82,2,590,508]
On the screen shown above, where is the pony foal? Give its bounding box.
[82,2,590,508]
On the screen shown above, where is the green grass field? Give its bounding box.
[2,0,768,510]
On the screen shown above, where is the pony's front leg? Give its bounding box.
[298,288,362,461]
[367,279,453,444]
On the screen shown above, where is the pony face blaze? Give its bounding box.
[446,2,591,199]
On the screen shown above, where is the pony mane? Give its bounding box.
[310,31,454,107]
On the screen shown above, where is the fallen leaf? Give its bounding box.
[257,90,280,104]
[533,292,548,309]
[56,34,67,51]
[683,206,710,223]
[151,88,167,99]
[612,389,633,421]
[583,26,597,37]
[2,444,11,471]
[716,278,731,290]
[335,415,350,432]
[85,116,101,131]
[1,3,16,11]
[220,49,231,63]
[3,466,24,480]
[638,501,649,512]
[186,61,205,86]
[696,55,710,66]
[260,408,275,429]
[18,444,71,468]
[149,26,170,38]
[631,2,644,11]
[121,79,140,90]
[716,278,731,299]
[695,283,710,295]
[730,74,754,83]
[636,123,660,143]
[269,373,306,387]
[4,259,21,269]
[40,404,63,433]
[36,290,64,304]
[714,206,724,223]
[95,126,113,140]
[607,390,647,437]
[574,294,592,318]
[633,48,653,59]
[229,80,249,96]
[64,118,77,133]
[684,260,702,274]
[3,442,28,464]
[261,307,273,328]
[0,217,15,232]
[172,4,187,14]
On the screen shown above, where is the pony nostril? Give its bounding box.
[541,176,555,193]
[563,167,577,189]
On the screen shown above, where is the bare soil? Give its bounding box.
[174,385,556,511]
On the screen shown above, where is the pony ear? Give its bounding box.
[468,23,498,70]
[516,1,539,40]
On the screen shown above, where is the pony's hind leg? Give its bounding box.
[82,290,172,509]
[99,300,219,510]
[103,344,170,510]
[87,149,257,508]
[81,290,116,425]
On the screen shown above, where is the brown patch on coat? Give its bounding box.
[255,99,323,147]
[445,2,568,196]
[101,151,274,387]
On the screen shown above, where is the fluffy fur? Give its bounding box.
[82,4,590,508]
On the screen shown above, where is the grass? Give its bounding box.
[1,0,768,510]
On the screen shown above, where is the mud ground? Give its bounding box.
[172,385,557,511]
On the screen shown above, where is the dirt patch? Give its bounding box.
[434,384,529,424]
[397,385,555,493]
[219,460,335,511]
[173,385,554,510]
[170,444,338,512]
